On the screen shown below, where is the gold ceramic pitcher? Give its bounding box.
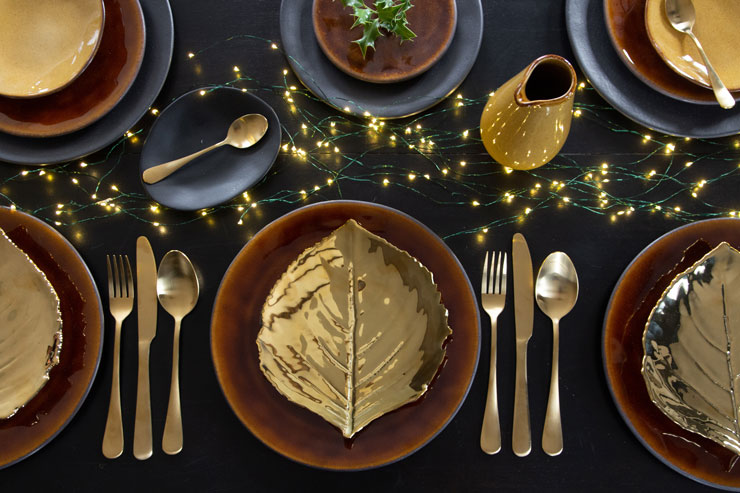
[480,55,576,170]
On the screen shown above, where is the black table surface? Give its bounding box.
[2,1,736,491]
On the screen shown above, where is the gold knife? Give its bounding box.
[134,236,157,460]
[512,232,533,457]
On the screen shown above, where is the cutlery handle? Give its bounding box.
[162,318,183,455]
[133,342,153,460]
[102,320,124,459]
[513,339,531,457]
[542,319,563,456]
[687,31,735,109]
[480,319,501,454]
[142,140,226,184]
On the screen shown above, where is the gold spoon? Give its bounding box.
[665,0,735,109]
[535,252,578,457]
[142,113,269,184]
[157,250,199,455]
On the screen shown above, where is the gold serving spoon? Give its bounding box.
[157,250,199,455]
[142,113,269,184]
[665,0,735,109]
[535,252,578,457]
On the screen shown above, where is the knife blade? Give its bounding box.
[512,232,533,457]
[134,236,157,460]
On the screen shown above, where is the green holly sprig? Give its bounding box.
[340,0,416,57]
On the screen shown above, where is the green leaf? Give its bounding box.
[336,0,416,58]
[354,19,381,57]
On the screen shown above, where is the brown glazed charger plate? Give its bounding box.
[0,0,145,137]
[312,0,457,84]
[603,0,740,105]
[604,218,740,490]
[211,200,480,470]
[0,206,103,469]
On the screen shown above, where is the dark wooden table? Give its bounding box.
[2,1,736,490]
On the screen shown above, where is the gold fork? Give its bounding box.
[102,255,134,459]
[480,251,507,455]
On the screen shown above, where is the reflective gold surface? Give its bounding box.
[535,252,579,457]
[257,219,451,438]
[643,242,740,454]
[480,55,576,171]
[0,228,62,419]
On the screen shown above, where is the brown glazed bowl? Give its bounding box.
[312,0,457,84]
[211,200,480,470]
[0,206,103,469]
[604,218,740,489]
[603,0,740,105]
[0,0,145,138]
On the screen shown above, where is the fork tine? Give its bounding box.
[494,252,502,294]
[116,255,126,298]
[112,254,121,298]
[106,255,114,298]
[488,251,495,294]
[124,255,133,299]
[481,251,489,294]
[501,252,508,296]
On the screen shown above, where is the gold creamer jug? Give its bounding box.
[480,55,576,170]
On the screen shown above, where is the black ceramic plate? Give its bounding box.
[0,0,173,165]
[565,0,740,138]
[139,88,281,211]
[280,0,483,119]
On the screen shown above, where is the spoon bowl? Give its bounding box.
[157,250,199,455]
[142,113,269,184]
[535,251,578,457]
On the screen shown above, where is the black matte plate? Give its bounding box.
[0,0,174,165]
[565,0,740,138]
[280,0,483,119]
[139,88,281,211]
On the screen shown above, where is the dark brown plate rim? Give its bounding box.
[603,218,740,490]
[0,206,104,470]
[210,200,480,471]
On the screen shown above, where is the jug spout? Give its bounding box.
[480,55,577,170]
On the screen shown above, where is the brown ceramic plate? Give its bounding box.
[211,200,480,470]
[603,0,740,105]
[312,0,457,84]
[0,0,145,138]
[0,0,104,98]
[0,206,103,470]
[604,218,740,489]
[645,0,740,91]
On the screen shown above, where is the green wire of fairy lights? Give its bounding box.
[1,35,740,240]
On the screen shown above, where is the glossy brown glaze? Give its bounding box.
[0,0,145,138]
[0,207,102,469]
[211,201,479,470]
[604,0,739,104]
[604,218,740,487]
[313,0,456,84]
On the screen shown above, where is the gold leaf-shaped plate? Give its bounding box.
[0,228,62,419]
[0,206,103,470]
[211,200,480,470]
[258,220,451,438]
[643,242,740,454]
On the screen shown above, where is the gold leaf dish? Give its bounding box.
[257,219,451,438]
[0,228,63,420]
[643,241,740,454]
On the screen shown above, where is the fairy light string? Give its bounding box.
[1,35,739,240]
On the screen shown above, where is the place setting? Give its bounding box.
[5,0,740,490]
